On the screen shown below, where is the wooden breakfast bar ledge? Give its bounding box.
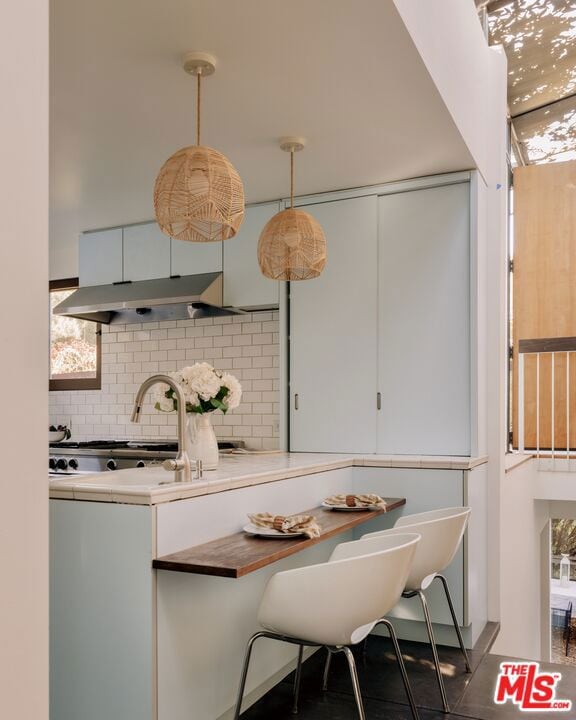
[153,498,406,577]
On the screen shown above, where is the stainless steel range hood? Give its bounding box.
[53,273,242,324]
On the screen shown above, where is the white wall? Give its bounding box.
[393,0,504,184]
[484,46,509,625]
[394,0,510,624]
[0,1,49,718]
[493,460,576,661]
[491,459,548,660]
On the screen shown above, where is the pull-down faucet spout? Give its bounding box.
[131,374,191,483]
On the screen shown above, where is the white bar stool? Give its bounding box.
[361,507,471,713]
[233,533,421,720]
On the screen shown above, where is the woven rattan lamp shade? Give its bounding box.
[154,145,245,242]
[258,207,327,280]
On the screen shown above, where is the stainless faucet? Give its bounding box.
[130,374,191,483]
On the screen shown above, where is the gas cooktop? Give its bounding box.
[51,440,179,452]
[48,439,243,475]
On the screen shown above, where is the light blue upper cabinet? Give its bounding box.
[170,238,222,276]
[123,223,171,281]
[377,182,471,455]
[223,202,281,308]
[79,229,123,286]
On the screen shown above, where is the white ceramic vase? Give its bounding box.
[186,413,219,470]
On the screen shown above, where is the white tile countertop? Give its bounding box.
[49,452,488,505]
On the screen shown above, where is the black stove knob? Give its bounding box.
[56,458,68,471]
[68,458,79,471]
[106,459,118,471]
[136,461,146,468]
[49,457,57,471]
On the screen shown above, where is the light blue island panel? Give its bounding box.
[50,500,154,720]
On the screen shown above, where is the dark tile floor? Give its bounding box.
[239,622,576,720]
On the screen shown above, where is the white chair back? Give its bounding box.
[257,533,420,647]
[362,507,470,591]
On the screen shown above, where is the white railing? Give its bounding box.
[517,337,576,471]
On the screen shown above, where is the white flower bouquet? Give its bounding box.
[153,362,242,415]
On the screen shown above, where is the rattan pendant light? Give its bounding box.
[154,52,245,243]
[258,137,326,280]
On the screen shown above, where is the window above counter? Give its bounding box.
[49,278,101,391]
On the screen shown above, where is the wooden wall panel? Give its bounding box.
[513,160,576,449]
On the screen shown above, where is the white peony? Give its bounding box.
[158,395,176,412]
[181,362,222,401]
[152,363,241,415]
[153,381,176,412]
[152,372,188,412]
[220,372,242,410]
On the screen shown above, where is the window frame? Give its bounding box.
[49,278,102,391]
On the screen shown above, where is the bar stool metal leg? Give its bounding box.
[374,619,420,720]
[434,574,472,672]
[233,632,267,720]
[292,644,304,714]
[415,590,450,713]
[343,647,367,720]
[322,648,332,691]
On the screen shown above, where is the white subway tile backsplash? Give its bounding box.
[242,346,262,357]
[241,322,262,334]
[185,326,205,337]
[49,311,280,450]
[253,356,273,368]
[205,326,223,337]
[232,335,252,346]
[159,340,178,351]
[222,347,243,358]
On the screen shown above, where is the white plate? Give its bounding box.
[321,501,380,511]
[243,523,307,539]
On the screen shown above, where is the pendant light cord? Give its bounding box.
[290,150,295,209]
[196,70,202,146]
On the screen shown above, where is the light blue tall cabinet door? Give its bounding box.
[290,195,378,453]
[377,182,471,455]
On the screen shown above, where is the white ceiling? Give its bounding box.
[50,0,474,277]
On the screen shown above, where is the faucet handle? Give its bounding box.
[162,458,185,472]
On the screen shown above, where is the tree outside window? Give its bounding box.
[50,280,101,390]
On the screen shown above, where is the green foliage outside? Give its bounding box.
[50,289,97,377]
